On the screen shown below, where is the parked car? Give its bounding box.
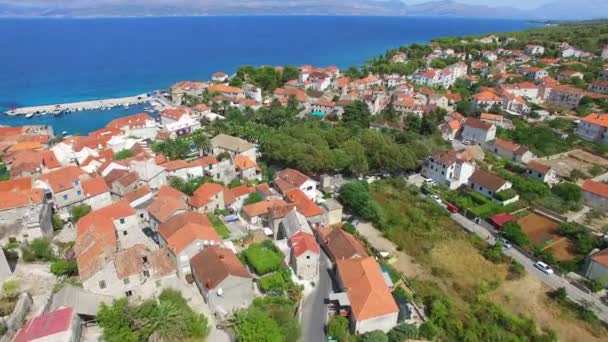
[447,203,459,213]
[534,261,554,275]
[462,140,472,145]
[431,195,442,204]
[498,237,512,249]
[424,178,436,185]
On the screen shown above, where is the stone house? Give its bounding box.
[158,211,222,277]
[190,247,255,317]
[461,118,496,144]
[289,231,320,280]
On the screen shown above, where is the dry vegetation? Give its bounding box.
[367,179,607,341]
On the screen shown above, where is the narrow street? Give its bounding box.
[300,250,331,342]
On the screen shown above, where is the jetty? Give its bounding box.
[4,93,152,116]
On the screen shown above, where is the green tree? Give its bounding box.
[50,260,78,276]
[360,330,389,342]
[339,181,384,226]
[98,298,138,342]
[387,323,419,342]
[551,182,582,203]
[281,65,300,83]
[244,192,264,206]
[191,129,210,157]
[233,308,282,342]
[327,315,349,341]
[51,214,64,231]
[70,204,92,223]
[343,100,371,128]
[502,222,530,247]
[113,149,133,161]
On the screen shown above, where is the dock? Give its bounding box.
[4,93,152,116]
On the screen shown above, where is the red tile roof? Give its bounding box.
[190,246,251,290]
[583,180,608,198]
[322,227,368,260]
[14,307,74,342]
[147,196,187,222]
[275,168,311,190]
[285,188,324,217]
[234,155,257,171]
[464,117,494,131]
[591,248,608,267]
[39,166,85,193]
[290,231,320,257]
[581,113,608,128]
[469,170,507,192]
[82,177,110,197]
[336,257,398,321]
[107,113,154,130]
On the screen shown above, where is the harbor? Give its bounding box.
[4,93,153,116]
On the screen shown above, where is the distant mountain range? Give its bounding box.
[0,0,607,20]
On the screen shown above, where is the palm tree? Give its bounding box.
[191,129,210,157]
[145,301,184,342]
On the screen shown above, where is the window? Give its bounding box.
[306,255,311,259]
[140,213,144,218]
[120,218,125,224]
[123,278,130,285]
[143,270,150,278]
[122,230,128,236]
[63,194,68,200]
[99,280,106,289]
[142,256,148,263]
[125,290,133,297]
[76,190,82,196]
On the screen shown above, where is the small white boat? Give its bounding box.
[61,131,68,135]
[25,113,34,118]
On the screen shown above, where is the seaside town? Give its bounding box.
[5,21,608,342]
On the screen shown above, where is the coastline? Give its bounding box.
[5,93,154,116]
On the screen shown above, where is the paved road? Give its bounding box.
[450,212,608,323]
[300,250,331,342]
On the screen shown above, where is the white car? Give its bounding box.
[498,237,512,249]
[431,195,442,204]
[534,261,554,275]
[424,178,436,185]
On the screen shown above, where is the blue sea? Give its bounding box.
[0,16,539,134]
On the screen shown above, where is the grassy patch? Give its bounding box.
[242,241,284,275]
[207,214,230,239]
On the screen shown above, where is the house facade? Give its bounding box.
[576,113,608,144]
[461,118,497,144]
[582,180,608,210]
[422,150,475,190]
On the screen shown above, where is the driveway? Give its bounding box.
[300,250,331,342]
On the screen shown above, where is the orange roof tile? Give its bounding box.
[581,113,608,128]
[157,185,187,201]
[39,166,85,193]
[230,184,255,199]
[82,177,110,197]
[336,257,399,320]
[285,188,324,217]
[0,188,44,209]
[583,180,608,198]
[106,113,154,130]
[290,231,320,257]
[494,138,521,152]
[0,177,32,192]
[147,196,187,222]
[242,199,287,218]
[208,84,243,94]
[164,222,221,254]
[190,247,251,290]
[192,182,224,204]
[124,184,152,203]
[234,155,257,171]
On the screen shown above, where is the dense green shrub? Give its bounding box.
[50,260,78,276]
[502,222,530,247]
[242,241,283,275]
[21,238,55,262]
[494,189,518,201]
[327,315,350,341]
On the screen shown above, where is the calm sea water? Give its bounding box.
[0,16,538,133]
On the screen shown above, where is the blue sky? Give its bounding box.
[406,0,554,9]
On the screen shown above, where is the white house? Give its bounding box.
[469,169,518,205]
[585,248,608,282]
[582,180,608,210]
[210,134,257,161]
[332,257,398,334]
[576,113,608,144]
[274,168,319,201]
[487,139,535,163]
[524,44,545,56]
[526,161,558,184]
[461,118,496,144]
[422,150,475,190]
